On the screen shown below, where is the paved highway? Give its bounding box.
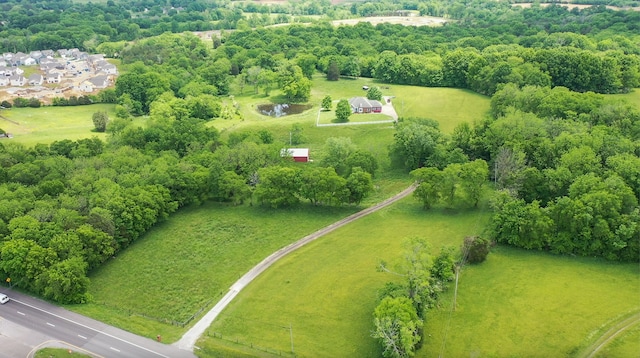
[0,289,196,358]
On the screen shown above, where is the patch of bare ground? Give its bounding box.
[512,2,640,11]
[332,15,448,27]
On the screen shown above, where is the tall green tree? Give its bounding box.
[346,167,373,205]
[321,95,332,111]
[459,159,489,208]
[367,86,383,101]
[372,296,423,358]
[92,111,109,132]
[335,99,351,123]
[327,60,340,81]
[411,167,444,209]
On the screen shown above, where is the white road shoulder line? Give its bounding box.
[11,299,169,358]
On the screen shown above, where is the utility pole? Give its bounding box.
[289,323,294,354]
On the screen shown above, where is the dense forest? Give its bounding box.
[1,0,639,53]
[0,1,639,305]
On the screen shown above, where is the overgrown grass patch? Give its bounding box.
[0,104,116,146]
[198,198,490,357]
[70,202,360,342]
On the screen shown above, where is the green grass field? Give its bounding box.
[0,104,116,146]
[198,198,639,357]
[198,198,491,357]
[222,76,489,135]
[423,246,639,357]
[69,202,361,342]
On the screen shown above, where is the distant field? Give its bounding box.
[0,104,116,146]
[607,88,640,105]
[225,76,490,135]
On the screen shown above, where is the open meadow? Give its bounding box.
[197,198,640,357]
[0,104,116,146]
[68,202,361,343]
[198,198,491,357]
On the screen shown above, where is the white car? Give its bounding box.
[0,293,9,304]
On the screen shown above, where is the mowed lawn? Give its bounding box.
[198,198,640,357]
[198,198,491,357]
[0,104,116,146]
[224,76,489,135]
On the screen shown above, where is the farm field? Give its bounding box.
[198,197,640,357]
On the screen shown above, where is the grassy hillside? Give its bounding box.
[69,202,360,342]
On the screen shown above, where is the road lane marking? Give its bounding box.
[17,311,25,315]
[10,299,170,358]
[78,334,87,339]
[110,347,121,352]
[47,322,55,327]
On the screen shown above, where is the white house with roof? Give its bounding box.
[78,80,94,93]
[9,74,25,86]
[28,74,43,86]
[0,66,13,77]
[23,57,37,66]
[89,75,109,89]
[45,72,62,84]
[96,60,118,75]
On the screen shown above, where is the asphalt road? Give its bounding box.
[0,289,196,358]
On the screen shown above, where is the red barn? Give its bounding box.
[280,148,310,162]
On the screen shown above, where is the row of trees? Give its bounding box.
[411,160,489,209]
[254,166,373,208]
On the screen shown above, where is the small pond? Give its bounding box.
[257,103,312,117]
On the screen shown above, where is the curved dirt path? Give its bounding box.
[175,184,417,351]
[580,311,640,358]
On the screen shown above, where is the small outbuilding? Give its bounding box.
[280,148,310,162]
